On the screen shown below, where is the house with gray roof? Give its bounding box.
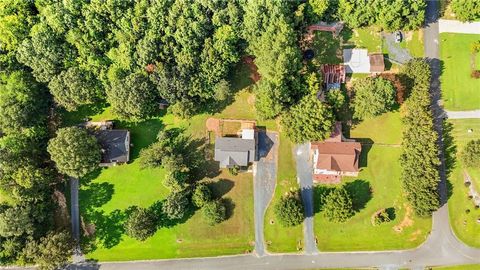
[214,129,256,168]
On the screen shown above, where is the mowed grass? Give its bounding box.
[264,133,304,252]
[343,26,383,52]
[404,30,424,58]
[440,33,480,111]
[447,119,480,248]
[314,113,431,251]
[64,63,263,260]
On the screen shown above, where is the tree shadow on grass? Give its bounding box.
[209,179,235,199]
[88,209,127,249]
[344,179,372,212]
[221,197,235,220]
[149,200,195,229]
[120,118,166,161]
[79,182,114,211]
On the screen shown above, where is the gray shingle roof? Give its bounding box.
[214,137,256,168]
[95,130,130,164]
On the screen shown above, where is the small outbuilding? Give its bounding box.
[369,53,385,73]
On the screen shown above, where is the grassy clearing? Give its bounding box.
[343,27,383,53]
[404,30,424,58]
[447,119,480,248]
[264,133,304,252]
[349,112,402,145]
[314,112,431,251]
[440,33,480,111]
[313,31,342,64]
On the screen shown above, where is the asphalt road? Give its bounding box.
[70,177,84,263]
[253,131,278,257]
[445,110,480,119]
[294,143,318,255]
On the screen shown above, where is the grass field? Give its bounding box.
[343,27,383,52]
[404,30,424,58]
[264,133,304,253]
[447,119,480,248]
[440,33,480,111]
[314,112,431,251]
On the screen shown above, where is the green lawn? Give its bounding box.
[343,26,383,53]
[314,112,431,251]
[264,133,304,253]
[440,33,480,111]
[447,119,480,248]
[313,31,342,65]
[404,30,424,58]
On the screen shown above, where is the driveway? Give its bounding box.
[439,19,480,34]
[383,32,413,64]
[294,143,318,255]
[70,177,85,263]
[253,131,278,257]
[446,110,480,119]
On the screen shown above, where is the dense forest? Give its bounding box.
[0,0,429,268]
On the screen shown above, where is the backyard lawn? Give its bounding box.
[314,113,432,251]
[431,265,480,270]
[263,133,304,253]
[403,30,424,58]
[447,119,480,248]
[440,33,480,111]
[343,26,383,53]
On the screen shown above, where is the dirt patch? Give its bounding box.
[206,118,221,136]
[409,229,422,241]
[393,203,414,232]
[242,56,260,82]
[378,73,406,104]
[247,94,255,105]
[404,31,414,42]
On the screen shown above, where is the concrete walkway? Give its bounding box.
[294,143,318,255]
[253,131,278,257]
[446,110,480,119]
[439,19,480,34]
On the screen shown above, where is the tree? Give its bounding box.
[375,0,425,31]
[106,72,158,121]
[16,22,75,83]
[0,0,37,52]
[322,187,354,223]
[0,205,34,238]
[274,191,304,227]
[308,0,330,18]
[461,139,480,168]
[202,200,227,225]
[281,73,334,143]
[21,231,72,270]
[450,0,480,22]
[47,127,100,178]
[0,71,47,133]
[192,184,212,208]
[351,77,396,120]
[400,59,440,217]
[124,207,157,241]
[48,67,101,111]
[162,190,190,220]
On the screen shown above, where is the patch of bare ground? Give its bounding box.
[393,203,414,232]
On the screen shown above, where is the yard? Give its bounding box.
[263,133,304,253]
[447,119,480,248]
[431,265,480,270]
[62,64,268,261]
[314,113,432,251]
[440,33,480,111]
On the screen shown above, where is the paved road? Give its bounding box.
[383,32,412,64]
[294,143,318,255]
[253,131,278,257]
[446,110,480,119]
[439,19,480,34]
[70,177,85,263]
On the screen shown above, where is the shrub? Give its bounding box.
[124,207,157,241]
[192,184,212,208]
[461,139,480,167]
[372,208,393,226]
[274,191,304,227]
[202,200,227,225]
[471,70,480,79]
[162,190,190,220]
[322,187,354,223]
[228,166,239,176]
